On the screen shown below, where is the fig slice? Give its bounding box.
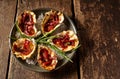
[41,10,64,35]
[37,45,58,71]
[49,30,79,52]
[12,38,36,60]
[16,10,40,37]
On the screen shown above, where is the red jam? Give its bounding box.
[52,33,75,49]
[13,40,33,55]
[39,48,52,66]
[44,14,59,32]
[19,12,35,35]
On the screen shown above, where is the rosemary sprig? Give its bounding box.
[37,40,73,63]
[49,44,73,63]
[36,35,56,43]
[36,23,62,42]
[71,44,81,52]
[42,35,56,40]
[8,36,17,40]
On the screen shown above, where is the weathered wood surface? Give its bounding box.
[1,0,120,79]
[8,0,78,79]
[74,0,120,79]
[0,0,16,79]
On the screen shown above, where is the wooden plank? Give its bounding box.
[8,0,78,79]
[74,0,120,79]
[17,0,72,16]
[0,0,17,79]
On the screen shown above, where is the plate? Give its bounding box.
[9,8,77,72]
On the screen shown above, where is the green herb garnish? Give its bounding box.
[37,40,73,63]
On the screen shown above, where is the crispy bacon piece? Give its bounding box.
[41,10,64,34]
[13,40,33,55]
[37,45,58,71]
[17,10,38,37]
[19,12,35,35]
[39,48,52,66]
[51,30,79,52]
[52,33,75,49]
[44,13,59,32]
[12,38,36,60]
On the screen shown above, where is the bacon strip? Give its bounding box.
[52,33,75,49]
[44,13,59,32]
[19,12,35,35]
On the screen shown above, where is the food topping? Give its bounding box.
[44,13,59,32]
[39,48,53,66]
[13,39,33,55]
[19,12,35,35]
[52,33,75,49]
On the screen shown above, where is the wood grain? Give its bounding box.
[8,0,78,79]
[74,0,120,79]
[17,0,72,16]
[0,0,17,79]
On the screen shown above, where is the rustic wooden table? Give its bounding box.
[0,0,120,79]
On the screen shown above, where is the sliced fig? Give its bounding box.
[37,45,58,71]
[41,10,64,35]
[49,30,79,52]
[12,38,36,60]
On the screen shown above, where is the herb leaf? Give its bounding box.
[37,40,73,63]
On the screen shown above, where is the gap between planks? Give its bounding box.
[71,0,80,79]
[5,0,18,79]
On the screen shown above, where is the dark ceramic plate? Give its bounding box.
[9,8,77,72]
